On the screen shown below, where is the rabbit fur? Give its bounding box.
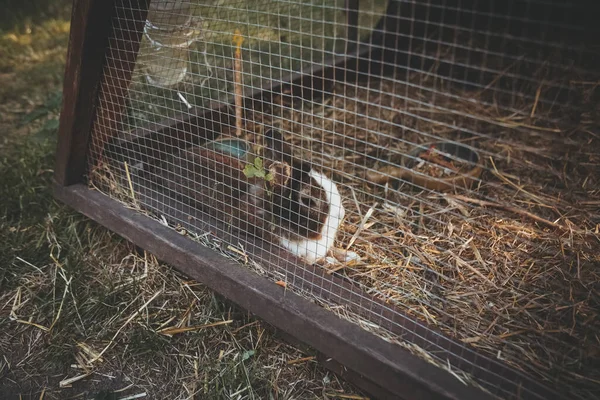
[154,129,345,262]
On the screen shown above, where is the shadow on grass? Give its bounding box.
[0,0,71,32]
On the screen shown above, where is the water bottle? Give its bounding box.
[140,1,202,88]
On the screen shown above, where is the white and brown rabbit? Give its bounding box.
[155,129,345,263]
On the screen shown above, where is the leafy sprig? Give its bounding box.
[243,157,274,182]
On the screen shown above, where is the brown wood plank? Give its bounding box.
[273,329,401,400]
[53,182,495,400]
[54,0,119,186]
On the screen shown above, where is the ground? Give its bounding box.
[0,2,366,399]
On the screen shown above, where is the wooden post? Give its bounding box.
[55,0,118,186]
[54,0,150,186]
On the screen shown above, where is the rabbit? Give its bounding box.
[154,129,345,263]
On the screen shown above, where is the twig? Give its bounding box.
[177,92,193,109]
[60,373,91,388]
[348,185,363,219]
[15,256,44,274]
[477,55,524,95]
[123,162,138,207]
[346,202,378,250]
[495,120,560,133]
[287,356,316,365]
[489,157,554,209]
[447,250,498,289]
[232,320,260,333]
[49,269,71,331]
[117,394,147,400]
[233,29,244,137]
[323,394,370,400]
[158,320,234,336]
[10,287,49,331]
[450,194,570,232]
[89,290,162,364]
[530,84,542,118]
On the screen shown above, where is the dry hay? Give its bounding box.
[1,220,365,399]
[88,21,600,397]
[233,70,599,398]
[91,69,599,398]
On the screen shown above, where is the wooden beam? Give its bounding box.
[55,0,118,186]
[55,0,150,186]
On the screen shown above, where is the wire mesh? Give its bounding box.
[86,1,599,399]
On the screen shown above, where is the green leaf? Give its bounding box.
[243,164,257,178]
[244,157,271,181]
[264,172,274,182]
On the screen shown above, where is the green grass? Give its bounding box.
[0,2,366,399]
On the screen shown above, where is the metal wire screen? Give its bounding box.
[86,1,599,399]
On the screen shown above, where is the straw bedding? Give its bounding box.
[231,70,600,398]
[90,23,599,397]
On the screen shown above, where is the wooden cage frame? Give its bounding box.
[53,1,583,399]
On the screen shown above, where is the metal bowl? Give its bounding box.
[400,141,483,192]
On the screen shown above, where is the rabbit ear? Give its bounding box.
[264,128,293,164]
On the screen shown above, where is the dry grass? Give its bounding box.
[96,69,599,398]
[243,70,599,399]
[78,1,599,399]
[0,3,366,399]
[1,203,364,399]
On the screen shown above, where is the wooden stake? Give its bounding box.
[233,29,244,137]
